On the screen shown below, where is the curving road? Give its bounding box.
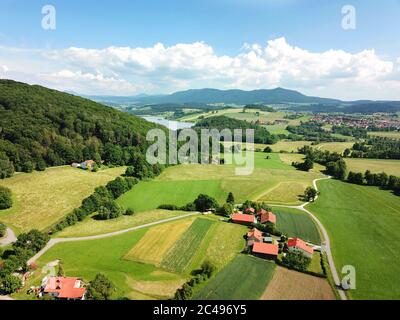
[0,227,17,247]
[27,212,200,265]
[272,177,348,301]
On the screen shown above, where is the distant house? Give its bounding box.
[287,238,314,258]
[71,162,80,168]
[231,213,256,226]
[252,242,279,261]
[80,160,95,170]
[259,211,276,225]
[247,228,263,246]
[41,276,86,300]
[244,207,255,215]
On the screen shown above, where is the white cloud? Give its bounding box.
[1,37,400,99]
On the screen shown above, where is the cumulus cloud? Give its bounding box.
[1,37,400,99]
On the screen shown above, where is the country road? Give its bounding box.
[27,212,200,265]
[272,176,348,301]
[0,227,17,247]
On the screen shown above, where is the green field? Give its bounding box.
[368,131,400,139]
[0,166,125,233]
[273,208,321,244]
[15,227,186,300]
[345,158,400,176]
[308,179,400,300]
[193,254,276,300]
[161,218,215,273]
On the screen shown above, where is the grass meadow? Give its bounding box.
[345,158,400,176]
[193,254,276,300]
[308,179,400,300]
[0,166,125,233]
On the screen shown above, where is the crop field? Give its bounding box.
[57,209,187,238]
[308,252,324,274]
[0,166,125,233]
[315,142,354,154]
[193,254,276,300]
[273,208,321,244]
[345,158,400,176]
[261,267,335,300]
[270,140,312,153]
[368,131,400,139]
[308,179,400,300]
[124,218,195,265]
[15,227,186,300]
[161,218,215,273]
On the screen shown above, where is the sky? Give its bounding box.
[0,0,400,100]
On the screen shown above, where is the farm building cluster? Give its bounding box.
[231,208,314,261]
[71,159,96,171]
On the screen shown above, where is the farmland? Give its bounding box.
[308,179,400,300]
[273,208,321,244]
[0,166,125,233]
[368,131,400,139]
[161,218,215,273]
[345,158,400,176]
[193,254,276,300]
[261,267,335,300]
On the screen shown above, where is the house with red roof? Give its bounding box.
[41,276,86,300]
[259,211,276,224]
[287,238,314,258]
[252,242,279,261]
[231,213,256,226]
[247,228,263,246]
[244,207,255,214]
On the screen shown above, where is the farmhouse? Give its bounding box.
[247,228,263,246]
[244,207,255,214]
[259,211,276,224]
[252,242,279,261]
[41,276,86,300]
[80,160,95,170]
[287,238,314,258]
[231,213,256,226]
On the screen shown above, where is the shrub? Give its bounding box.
[125,208,134,216]
[193,194,219,212]
[281,251,311,272]
[158,204,179,211]
[0,222,6,237]
[86,273,115,300]
[0,186,13,210]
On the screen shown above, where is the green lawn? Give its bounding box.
[307,179,400,300]
[161,218,215,273]
[193,254,276,300]
[273,208,321,244]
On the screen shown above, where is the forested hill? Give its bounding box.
[193,116,277,144]
[0,80,163,178]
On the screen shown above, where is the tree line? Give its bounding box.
[350,137,400,160]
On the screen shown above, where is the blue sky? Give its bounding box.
[0,0,400,99]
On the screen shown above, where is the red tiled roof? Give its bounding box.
[260,211,276,224]
[287,238,314,255]
[44,277,86,299]
[252,242,279,256]
[247,228,263,241]
[232,214,255,223]
[256,209,267,216]
[244,207,255,214]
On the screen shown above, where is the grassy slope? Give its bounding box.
[193,254,276,300]
[308,179,400,300]
[345,158,400,176]
[0,166,125,232]
[273,208,321,244]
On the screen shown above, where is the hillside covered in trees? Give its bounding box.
[0,80,164,178]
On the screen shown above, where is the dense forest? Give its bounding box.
[351,137,400,159]
[286,122,347,142]
[0,80,165,178]
[193,115,278,144]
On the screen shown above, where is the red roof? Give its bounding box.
[44,277,86,299]
[231,214,255,224]
[244,207,255,214]
[256,209,267,216]
[247,228,263,242]
[260,211,276,224]
[252,242,279,256]
[287,238,314,255]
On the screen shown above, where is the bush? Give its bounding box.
[180,202,197,212]
[281,251,311,272]
[96,201,124,220]
[0,186,13,210]
[0,222,6,237]
[158,204,179,211]
[218,203,234,216]
[193,194,219,212]
[125,208,134,216]
[0,274,22,294]
[86,273,115,300]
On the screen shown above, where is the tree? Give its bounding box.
[304,187,318,202]
[0,222,6,237]
[200,261,216,278]
[13,229,50,254]
[263,146,273,153]
[0,274,22,294]
[193,194,219,212]
[0,186,13,210]
[281,251,311,272]
[343,148,351,157]
[57,262,65,277]
[226,192,235,204]
[86,273,115,300]
[124,208,134,216]
[218,203,233,216]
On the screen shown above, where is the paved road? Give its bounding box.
[272,177,348,301]
[28,212,200,265]
[0,227,17,247]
